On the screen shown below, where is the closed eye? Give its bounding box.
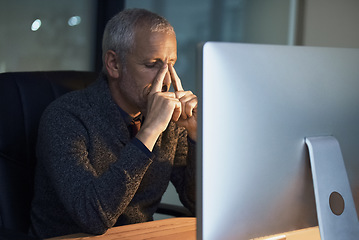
[144,59,176,68]
[145,62,159,68]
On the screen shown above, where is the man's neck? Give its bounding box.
[107,77,141,118]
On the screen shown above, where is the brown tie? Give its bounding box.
[130,118,141,137]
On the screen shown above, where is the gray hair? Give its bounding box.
[102,8,175,73]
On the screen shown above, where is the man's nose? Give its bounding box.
[162,71,171,92]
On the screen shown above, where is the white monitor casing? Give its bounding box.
[197,42,359,240]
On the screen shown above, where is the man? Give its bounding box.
[29,8,197,239]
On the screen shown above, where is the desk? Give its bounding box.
[47,217,196,240]
[253,226,320,240]
[47,217,321,240]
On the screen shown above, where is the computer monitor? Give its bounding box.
[197,42,359,240]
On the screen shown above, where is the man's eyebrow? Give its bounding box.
[146,57,177,63]
[144,58,163,63]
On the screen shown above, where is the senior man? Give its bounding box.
[29,8,197,239]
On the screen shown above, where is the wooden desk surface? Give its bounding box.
[47,217,196,240]
[47,217,321,240]
[253,226,320,240]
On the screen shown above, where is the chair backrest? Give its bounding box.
[0,71,98,233]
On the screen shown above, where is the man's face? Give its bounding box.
[118,27,177,116]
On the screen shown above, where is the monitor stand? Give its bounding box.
[306,136,359,240]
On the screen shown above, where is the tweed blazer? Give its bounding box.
[30,74,196,239]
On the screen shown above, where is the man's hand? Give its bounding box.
[137,63,198,150]
[137,63,182,151]
[169,64,197,141]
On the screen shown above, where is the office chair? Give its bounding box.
[0,71,192,238]
[0,71,98,237]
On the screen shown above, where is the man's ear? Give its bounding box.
[105,50,122,79]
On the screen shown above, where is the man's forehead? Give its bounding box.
[134,26,176,43]
[132,28,177,60]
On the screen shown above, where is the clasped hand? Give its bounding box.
[138,63,197,150]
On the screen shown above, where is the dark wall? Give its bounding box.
[94,0,125,72]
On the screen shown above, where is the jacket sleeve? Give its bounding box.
[37,106,153,235]
[170,127,196,214]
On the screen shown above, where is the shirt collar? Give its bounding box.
[117,106,142,126]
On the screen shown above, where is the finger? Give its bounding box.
[157,91,177,100]
[180,98,196,120]
[168,63,184,92]
[175,91,186,99]
[184,96,198,118]
[176,92,197,118]
[150,64,168,94]
[180,102,187,120]
[171,100,182,122]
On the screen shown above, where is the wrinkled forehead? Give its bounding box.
[130,26,177,61]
